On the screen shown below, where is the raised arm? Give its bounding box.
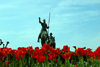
[39,17,41,23]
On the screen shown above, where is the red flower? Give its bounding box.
[31,51,38,58]
[27,46,33,54]
[0,51,7,58]
[84,48,94,58]
[27,46,33,50]
[39,49,47,55]
[10,50,17,56]
[61,52,71,60]
[31,48,47,60]
[62,45,70,52]
[0,48,12,59]
[48,52,58,60]
[94,46,100,59]
[42,43,51,51]
[76,48,85,56]
[55,48,61,55]
[15,50,27,60]
[35,47,39,51]
[3,48,12,54]
[70,52,76,56]
[36,55,46,63]
[74,65,77,67]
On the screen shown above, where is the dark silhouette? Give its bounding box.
[0,39,3,46]
[48,33,56,49]
[73,46,86,50]
[5,41,9,48]
[37,17,49,46]
[0,39,9,48]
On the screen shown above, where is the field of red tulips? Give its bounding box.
[0,44,100,67]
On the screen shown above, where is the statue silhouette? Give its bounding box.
[48,33,56,49]
[37,17,49,46]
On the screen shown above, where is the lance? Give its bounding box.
[48,12,50,34]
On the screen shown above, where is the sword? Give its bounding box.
[48,12,50,34]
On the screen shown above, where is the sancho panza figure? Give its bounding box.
[48,33,56,49]
[37,17,49,42]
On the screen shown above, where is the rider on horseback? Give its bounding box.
[37,17,49,42]
[48,33,56,49]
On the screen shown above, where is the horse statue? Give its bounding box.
[37,17,49,46]
[40,31,49,46]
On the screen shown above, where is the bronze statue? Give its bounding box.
[48,33,56,49]
[37,17,49,46]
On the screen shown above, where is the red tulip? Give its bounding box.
[76,48,85,56]
[36,55,46,62]
[74,65,77,67]
[48,52,58,60]
[61,52,71,60]
[62,45,70,52]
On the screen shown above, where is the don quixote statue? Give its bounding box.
[37,17,49,46]
[37,16,56,49]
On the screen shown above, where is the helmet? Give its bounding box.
[50,33,52,35]
[43,19,45,22]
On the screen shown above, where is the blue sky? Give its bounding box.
[0,0,100,51]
